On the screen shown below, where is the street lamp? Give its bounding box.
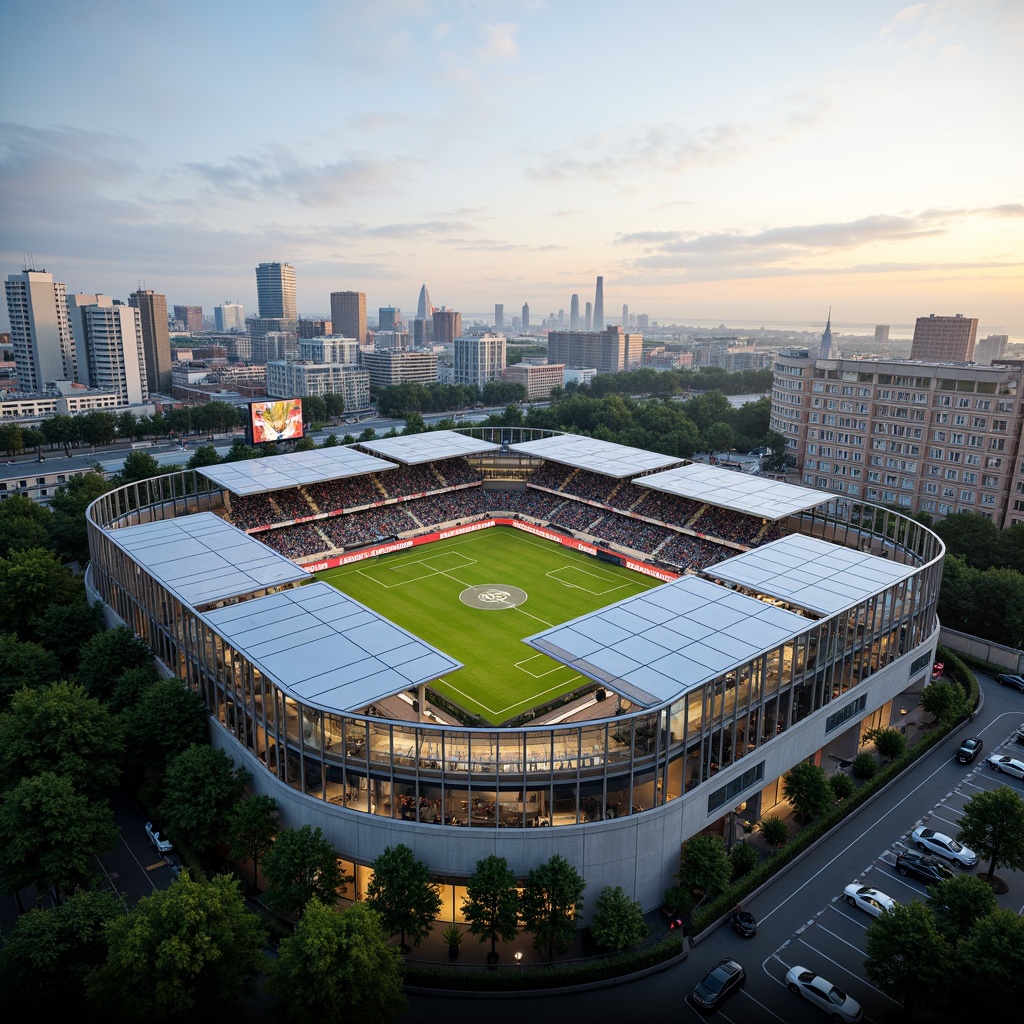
[514,951,523,966]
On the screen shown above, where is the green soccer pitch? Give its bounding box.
[315,527,664,725]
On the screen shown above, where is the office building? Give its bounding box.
[975,334,1009,365]
[453,331,505,388]
[593,276,605,331]
[874,325,890,346]
[378,307,401,332]
[818,309,833,359]
[570,294,580,331]
[502,362,565,400]
[330,291,368,344]
[910,313,978,362]
[298,318,330,339]
[67,294,148,406]
[265,360,370,409]
[494,304,504,332]
[416,284,433,321]
[770,350,1024,525]
[214,302,246,333]
[362,350,438,388]
[585,301,592,332]
[622,304,629,330]
[372,331,410,351]
[522,302,530,331]
[432,308,462,347]
[248,317,298,364]
[546,327,642,375]
[256,262,297,320]
[4,268,77,393]
[173,305,204,334]
[130,290,172,393]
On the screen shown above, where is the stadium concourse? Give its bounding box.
[85,428,945,921]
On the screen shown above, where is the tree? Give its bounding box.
[87,870,267,1022]
[227,793,280,890]
[0,890,123,1014]
[0,632,63,710]
[520,853,585,962]
[262,824,345,917]
[365,843,442,952]
[828,772,855,802]
[729,841,760,879]
[864,899,952,1018]
[0,772,118,904]
[0,681,123,794]
[758,814,789,851]
[851,752,878,779]
[0,492,53,556]
[76,625,154,703]
[919,677,970,726]
[186,444,222,468]
[461,854,520,962]
[677,833,731,899]
[115,450,162,484]
[48,472,113,563]
[266,898,405,1023]
[324,392,346,419]
[32,598,105,677]
[159,744,250,854]
[589,885,649,951]
[783,761,832,822]
[0,547,84,640]
[867,726,907,761]
[955,784,1024,881]
[926,873,998,946]
[954,908,1024,1014]
[119,677,209,779]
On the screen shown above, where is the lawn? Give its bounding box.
[315,527,662,724]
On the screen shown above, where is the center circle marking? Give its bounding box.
[459,584,528,610]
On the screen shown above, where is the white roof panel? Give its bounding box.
[197,446,399,496]
[200,581,462,714]
[357,430,499,464]
[709,534,916,615]
[509,433,683,478]
[635,462,828,519]
[525,574,809,705]
[108,513,307,607]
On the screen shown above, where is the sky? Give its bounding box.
[2,0,1022,338]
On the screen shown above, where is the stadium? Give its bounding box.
[85,427,944,920]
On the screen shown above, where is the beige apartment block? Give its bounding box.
[502,361,565,400]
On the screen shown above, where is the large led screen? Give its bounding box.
[249,398,304,444]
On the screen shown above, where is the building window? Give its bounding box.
[825,694,868,734]
[707,762,766,813]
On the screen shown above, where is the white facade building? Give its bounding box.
[4,269,77,393]
[453,332,506,388]
[67,294,148,406]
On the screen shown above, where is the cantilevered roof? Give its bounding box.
[510,434,684,478]
[108,513,308,608]
[201,581,462,714]
[635,463,827,520]
[196,446,399,496]
[357,430,499,465]
[708,534,917,615]
[525,575,809,707]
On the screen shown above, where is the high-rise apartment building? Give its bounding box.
[297,318,330,339]
[570,294,580,331]
[453,331,505,388]
[975,334,1009,365]
[361,350,438,388]
[330,291,367,343]
[769,350,1023,525]
[432,308,462,346]
[248,317,298,364]
[593,276,605,331]
[378,306,401,332]
[585,301,592,332]
[622,304,629,330]
[173,305,204,334]
[494,304,504,332]
[255,262,296,320]
[546,327,642,375]
[130,289,172,393]
[909,313,978,362]
[4,269,77,392]
[502,362,565,400]
[522,302,530,331]
[214,302,246,333]
[67,294,148,405]
[874,325,890,346]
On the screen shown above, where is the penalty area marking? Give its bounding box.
[546,564,635,597]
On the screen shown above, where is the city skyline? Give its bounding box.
[1,1,1022,335]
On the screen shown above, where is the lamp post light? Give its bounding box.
[514,951,523,966]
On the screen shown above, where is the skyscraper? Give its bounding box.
[569,294,580,331]
[453,331,506,388]
[622,304,629,329]
[975,334,1009,365]
[522,302,530,331]
[910,313,978,362]
[255,262,296,319]
[130,289,172,393]
[416,284,433,321]
[331,291,367,343]
[4,268,76,392]
[68,294,148,405]
[593,276,605,331]
[585,301,592,332]
[173,305,204,334]
[378,306,400,332]
[818,308,833,360]
[214,301,246,333]
[873,324,890,346]
[494,304,504,331]
[547,327,642,374]
[432,308,462,346]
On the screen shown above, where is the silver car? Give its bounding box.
[911,825,977,868]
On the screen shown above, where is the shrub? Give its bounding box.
[851,752,878,779]
[729,842,759,879]
[829,772,855,801]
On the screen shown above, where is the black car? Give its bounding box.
[956,737,983,763]
[731,907,757,937]
[691,958,746,1011]
[996,673,1024,693]
[895,849,956,884]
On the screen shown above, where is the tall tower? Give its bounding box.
[129,289,172,393]
[255,262,296,319]
[522,302,530,331]
[416,284,433,321]
[818,308,833,360]
[494,303,504,331]
[331,291,367,343]
[622,304,629,329]
[910,314,978,362]
[432,308,462,346]
[585,301,592,332]
[67,294,148,405]
[593,276,605,331]
[569,294,580,331]
[378,306,400,332]
[4,268,77,392]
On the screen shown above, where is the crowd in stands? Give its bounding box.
[530,462,574,490]
[258,522,331,560]
[546,502,606,535]
[319,505,420,550]
[272,486,318,522]
[657,532,730,571]
[375,462,441,497]
[229,492,279,531]
[688,505,768,546]
[304,475,382,514]
[585,515,677,556]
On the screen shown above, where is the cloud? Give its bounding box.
[476,22,520,61]
[880,3,930,35]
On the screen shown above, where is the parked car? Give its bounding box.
[731,907,758,937]
[785,965,863,1022]
[843,883,897,917]
[894,850,956,884]
[911,825,977,868]
[691,958,746,1011]
[996,673,1024,693]
[1014,725,1024,746]
[986,754,1024,779]
[956,737,983,764]
[145,821,173,854]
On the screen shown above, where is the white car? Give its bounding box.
[145,821,173,854]
[911,825,977,868]
[986,754,1024,780]
[843,883,897,917]
[785,965,863,1022]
